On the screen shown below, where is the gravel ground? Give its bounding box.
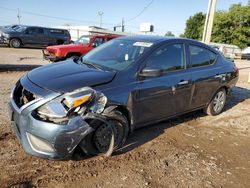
[0,48,250,188]
[0,47,49,66]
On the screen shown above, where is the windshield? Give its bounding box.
[15,26,27,32]
[81,39,152,71]
[75,36,90,44]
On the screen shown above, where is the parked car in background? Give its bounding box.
[43,34,120,62]
[241,47,250,60]
[209,42,241,59]
[9,36,239,160]
[0,25,71,48]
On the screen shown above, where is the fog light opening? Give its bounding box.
[26,132,55,153]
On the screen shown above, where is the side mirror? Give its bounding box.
[92,43,96,47]
[139,67,163,77]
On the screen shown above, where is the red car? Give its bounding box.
[43,34,120,62]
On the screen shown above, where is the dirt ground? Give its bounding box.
[0,47,250,188]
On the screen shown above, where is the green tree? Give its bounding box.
[212,3,250,49]
[165,31,175,37]
[183,12,205,40]
[182,3,250,48]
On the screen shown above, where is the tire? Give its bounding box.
[79,110,129,156]
[204,88,226,116]
[105,110,129,148]
[10,38,21,48]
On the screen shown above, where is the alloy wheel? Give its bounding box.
[213,91,226,113]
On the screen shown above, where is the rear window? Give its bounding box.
[189,45,217,67]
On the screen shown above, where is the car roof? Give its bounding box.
[119,35,172,42]
[23,25,68,31]
[118,35,218,53]
[119,35,203,44]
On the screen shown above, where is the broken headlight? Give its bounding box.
[34,87,107,124]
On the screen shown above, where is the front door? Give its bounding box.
[135,43,192,125]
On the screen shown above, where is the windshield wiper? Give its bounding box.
[79,58,102,70]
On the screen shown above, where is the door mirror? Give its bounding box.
[140,67,163,77]
[92,43,96,47]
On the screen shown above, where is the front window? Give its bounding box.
[93,37,105,47]
[145,43,185,72]
[15,26,27,32]
[81,39,151,71]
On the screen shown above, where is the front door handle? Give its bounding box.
[178,80,189,85]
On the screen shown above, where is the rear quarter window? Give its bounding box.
[49,29,68,35]
[189,45,217,67]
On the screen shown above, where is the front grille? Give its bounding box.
[13,81,36,108]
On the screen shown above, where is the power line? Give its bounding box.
[0,6,116,26]
[125,0,155,23]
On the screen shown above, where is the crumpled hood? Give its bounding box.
[27,60,116,93]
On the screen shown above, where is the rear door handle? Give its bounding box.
[178,80,189,85]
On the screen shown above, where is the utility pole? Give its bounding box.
[17,8,21,25]
[202,0,217,44]
[98,11,104,28]
[121,18,125,32]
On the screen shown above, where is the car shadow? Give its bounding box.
[73,86,250,160]
[0,44,45,49]
[224,86,250,111]
[0,64,41,72]
[115,86,250,156]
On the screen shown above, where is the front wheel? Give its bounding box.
[204,88,226,116]
[79,110,129,156]
[10,38,21,48]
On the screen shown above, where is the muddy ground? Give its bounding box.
[0,48,250,188]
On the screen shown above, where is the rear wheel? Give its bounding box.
[79,110,129,156]
[10,38,21,48]
[204,88,226,116]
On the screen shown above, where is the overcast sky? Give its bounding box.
[0,0,248,36]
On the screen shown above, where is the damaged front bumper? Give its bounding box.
[42,49,64,62]
[8,76,100,160]
[9,98,94,160]
[0,36,9,44]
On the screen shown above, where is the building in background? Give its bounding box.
[55,25,133,41]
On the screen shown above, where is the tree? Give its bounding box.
[165,31,175,37]
[182,4,250,49]
[212,3,250,49]
[182,12,205,40]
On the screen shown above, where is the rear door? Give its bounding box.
[135,42,192,124]
[35,28,49,45]
[187,43,222,108]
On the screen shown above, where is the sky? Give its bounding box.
[0,0,248,36]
